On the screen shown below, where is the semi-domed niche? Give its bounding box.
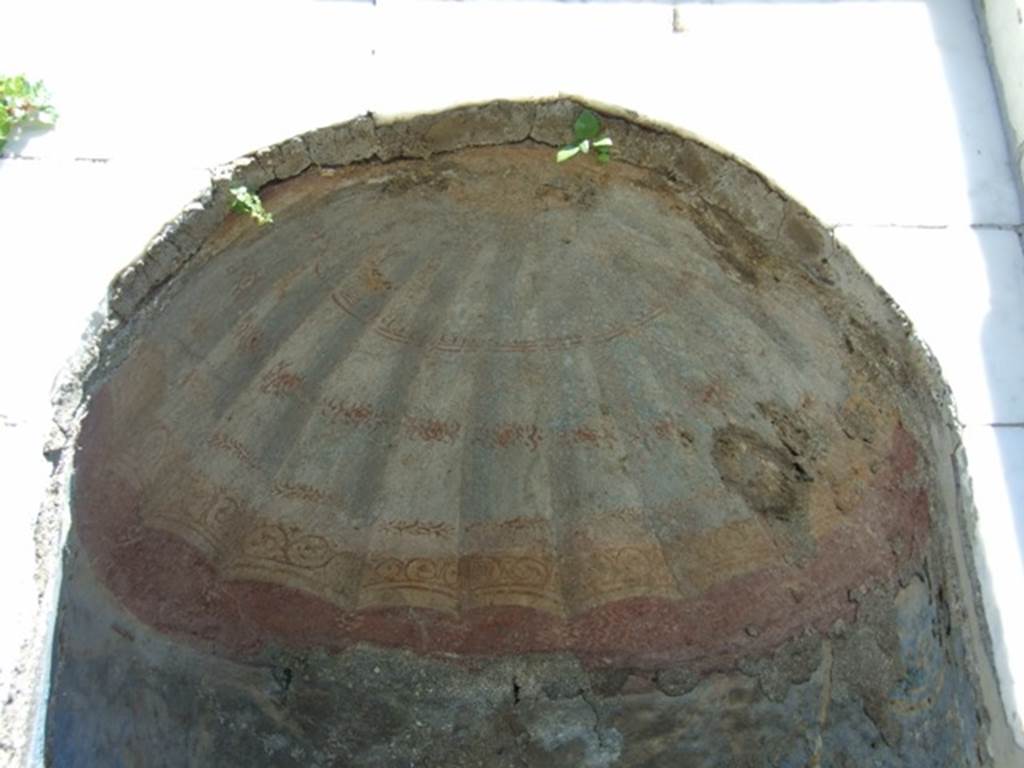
[49,100,996,766]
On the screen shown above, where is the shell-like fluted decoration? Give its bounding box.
[75,102,934,668]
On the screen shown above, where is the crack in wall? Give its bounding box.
[809,639,834,768]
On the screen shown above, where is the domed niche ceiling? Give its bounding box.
[53,101,994,766]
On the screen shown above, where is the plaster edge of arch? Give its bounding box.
[103,95,815,324]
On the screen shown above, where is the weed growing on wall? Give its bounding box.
[230,186,274,225]
[556,109,613,165]
[0,75,57,153]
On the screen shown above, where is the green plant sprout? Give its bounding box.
[0,75,57,153]
[230,186,273,225]
[556,109,613,165]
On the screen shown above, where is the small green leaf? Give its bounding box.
[556,145,582,163]
[0,74,57,151]
[573,109,601,141]
[596,150,611,164]
[5,76,30,99]
[230,186,273,225]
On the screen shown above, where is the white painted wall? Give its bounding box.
[978,0,1024,192]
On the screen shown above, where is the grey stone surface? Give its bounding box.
[47,546,985,767]
[302,116,379,168]
[254,136,312,181]
[530,99,586,147]
[375,101,536,161]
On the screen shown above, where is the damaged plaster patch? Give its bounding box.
[517,695,623,768]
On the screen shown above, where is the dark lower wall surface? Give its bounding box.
[48,531,984,768]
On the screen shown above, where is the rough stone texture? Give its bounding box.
[531,99,587,147]
[301,115,379,167]
[703,160,787,243]
[107,263,153,321]
[212,156,275,195]
[599,115,727,195]
[49,100,1004,765]
[375,101,536,161]
[254,136,312,181]
[109,188,232,320]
